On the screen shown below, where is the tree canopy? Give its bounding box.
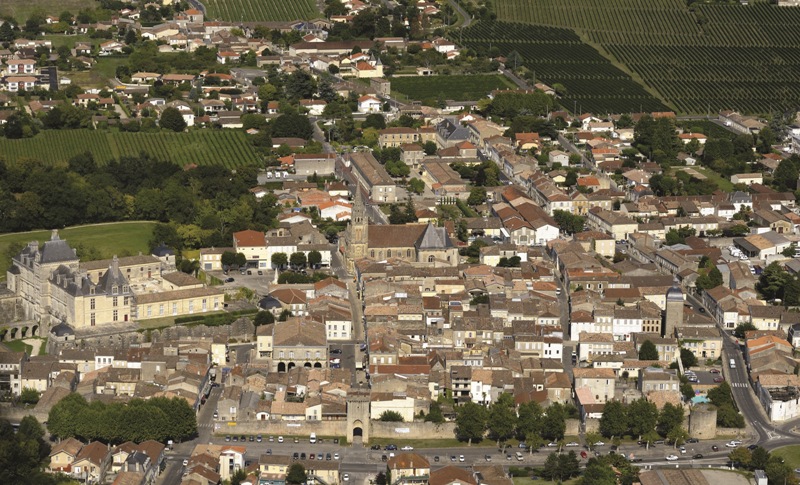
[638,340,659,360]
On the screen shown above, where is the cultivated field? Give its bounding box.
[0,0,96,23]
[0,221,157,277]
[457,23,668,114]
[0,130,263,167]
[391,74,515,105]
[203,0,319,22]
[490,0,800,114]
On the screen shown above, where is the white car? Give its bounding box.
[343,474,350,481]
[547,442,559,447]
[401,446,414,451]
[566,442,580,447]
[726,442,738,448]
[594,441,605,447]
[334,453,340,460]
[459,455,465,462]
[665,455,679,461]
[278,436,284,443]
[182,459,188,466]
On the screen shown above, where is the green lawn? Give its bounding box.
[3,339,33,355]
[391,74,515,105]
[771,445,800,470]
[694,166,735,192]
[0,0,97,22]
[0,221,157,278]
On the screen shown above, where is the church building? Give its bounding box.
[343,188,459,272]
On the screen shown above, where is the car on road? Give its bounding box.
[687,438,699,443]
[182,459,188,466]
[266,449,271,455]
[725,442,738,448]
[213,411,218,419]
[382,455,388,462]
[665,455,679,461]
[225,435,231,442]
[748,445,759,451]
[459,455,465,462]
[709,369,720,374]
[693,454,703,459]
[631,458,643,463]
[712,445,719,451]
[401,446,414,451]
[566,442,580,447]
[293,452,299,460]
[256,435,262,443]
[450,455,457,462]
[334,453,339,460]
[594,441,605,447]
[224,277,234,283]
[331,348,342,354]
[278,436,284,443]
[506,454,512,460]
[342,474,349,482]
[679,446,686,454]
[547,442,558,447]
[794,468,800,474]
[485,455,492,462]
[371,445,381,450]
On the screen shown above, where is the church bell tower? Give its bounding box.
[345,187,369,272]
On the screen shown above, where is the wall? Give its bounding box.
[220,420,457,442]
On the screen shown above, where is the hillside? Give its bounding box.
[487,0,800,114]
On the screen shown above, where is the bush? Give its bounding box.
[379,410,404,422]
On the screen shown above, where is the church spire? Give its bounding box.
[353,185,368,225]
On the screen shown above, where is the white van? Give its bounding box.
[729,358,736,369]
[515,451,523,461]
[310,433,317,444]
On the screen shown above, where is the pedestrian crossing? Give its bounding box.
[731,382,749,388]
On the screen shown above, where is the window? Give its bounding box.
[189,300,194,313]
[172,303,177,315]
[123,297,129,306]
[90,298,96,310]
[90,313,95,326]
[428,255,435,263]
[202,298,207,311]
[407,249,412,257]
[159,304,164,316]
[113,297,118,307]
[112,286,118,295]
[305,351,310,359]
[113,310,118,322]
[147,306,152,317]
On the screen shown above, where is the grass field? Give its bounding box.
[0,130,263,167]
[0,0,97,23]
[771,445,800,470]
[391,74,515,106]
[488,0,800,114]
[0,221,157,278]
[3,339,33,355]
[204,0,319,21]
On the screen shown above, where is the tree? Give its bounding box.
[486,393,516,446]
[657,402,684,437]
[516,401,543,444]
[598,400,627,438]
[285,70,316,100]
[559,451,581,479]
[289,252,307,268]
[159,107,187,132]
[379,410,404,422]
[19,388,40,405]
[221,251,237,268]
[540,402,567,441]
[542,452,561,481]
[585,431,602,450]
[734,322,757,339]
[407,178,425,195]
[467,187,487,206]
[374,472,387,485]
[362,113,386,130]
[307,250,322,268]
[679,348,698,368]
[553,210,585,235]
[765,456,795,485]
[271,252,288,269]
[423,141,438,155]
[272,113,313,139]
[666,426,688,447]
[454,401,487,444]
[425,401,445,424]
[695,265,723,291]
[287,463,307,484]
[728,447,751,468]
[638,340,659,360]
[231,469,248,485]
[580,457,617,485]
[628,398,658,439]
[254,311,275,326]
[642,429,660,450]
[278,309,292,321]
[751,446,770,470]
[758,262,790,301]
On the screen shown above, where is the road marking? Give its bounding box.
[731,382,749,388]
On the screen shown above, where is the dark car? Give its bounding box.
[293,452,299,460]
[381,455,388,462]
[225,277,235,283]
[232,436,238,442]
[249,435,254,442]
[385,444,397,451]
[371,445,381,450]
[748,445,759,451]
[240,435,246,442]
[434,456,439,462]
[687,438,699,443]
[333,439,339,444]
[331,349,342,354]
[300,453,306,460]
[451,455,457,462]
[326,453,331,461]
[267,449,272,455]
[225,435,231,442]
[712,445,719,451]
[632,458,643,463]
[693,454,703,459]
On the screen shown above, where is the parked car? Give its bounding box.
[459,455,465,462]
[433,456,438,462]
[566,442,580,447]
[665,455,679,461]
[725,442,738,448]
[225,435,231,442]
[712,445,719,451]
[450,456,457,462]
[713,376,724,382]
[709,369,720,374]
[300,453,306,460]
[293,452,299,460]
[343,474,349,482]
[334,453,339,460]
[256,435,262,443]
[693,454,703,459]
[485,455,492,462]
[371,445,381,450]
[278,436,284,443]
[401,446,414,451]
[225,277,235,283]
[687,438,699,443]
[594,441,605,447]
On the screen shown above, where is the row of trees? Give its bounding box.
[598,400,686,446]
[0,416,72,485]
[48,393,197,444]
[270,251,323,269]
[454,394,574,447]
[728,446,796,485]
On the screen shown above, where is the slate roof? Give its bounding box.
[416,223,453,249]
[40,231,78,264]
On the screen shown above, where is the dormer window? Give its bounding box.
[89,288,95,295]
[122,286,128,293]
[112,286,118,295]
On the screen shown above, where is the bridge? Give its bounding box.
[0,321,40,342]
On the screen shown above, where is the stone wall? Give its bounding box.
[220,420,457,442]
[371,421,456,440]
[565,418,580,437]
